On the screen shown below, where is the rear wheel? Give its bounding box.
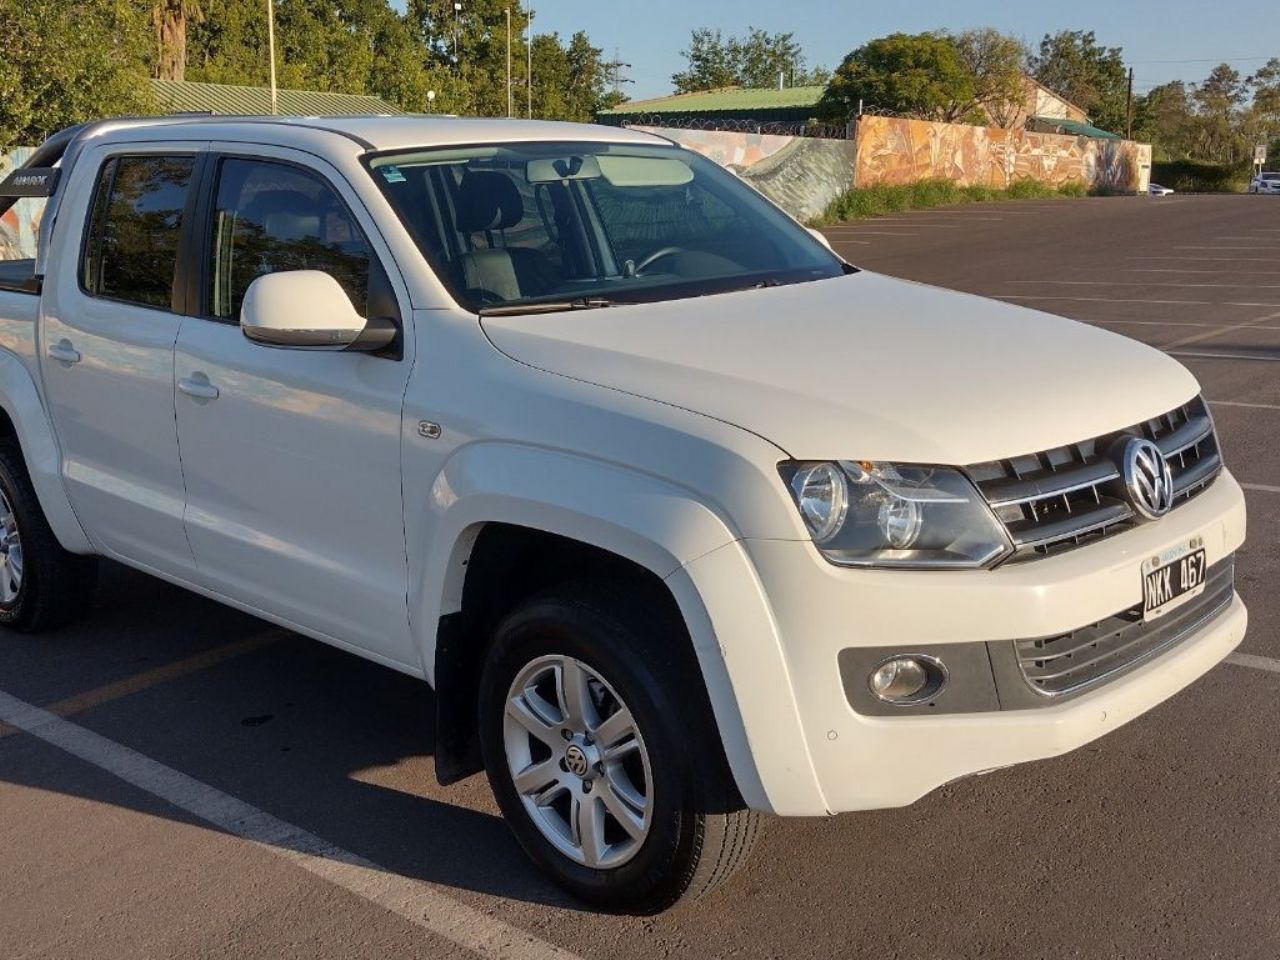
[479,581,759,913]
[0,440,97,632]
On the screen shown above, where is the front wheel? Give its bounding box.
[478,582,759,913]
[0,439,98,632]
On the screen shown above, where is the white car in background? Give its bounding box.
[1248,172,1280,193]
[1148,182,1175,196]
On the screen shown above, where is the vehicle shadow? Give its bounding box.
[0,561,590,913]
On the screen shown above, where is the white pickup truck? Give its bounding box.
[0,115,1248,912]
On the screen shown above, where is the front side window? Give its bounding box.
[208,158,371,320]
[367,141,846,315]
[82,155,194,309]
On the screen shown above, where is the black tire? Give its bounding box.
[478,580,760,914]
[0,438,97,632]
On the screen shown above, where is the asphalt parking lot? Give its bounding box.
[3,194,1279,960]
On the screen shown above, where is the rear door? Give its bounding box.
[39,144,203,574]
[173,147,417,667]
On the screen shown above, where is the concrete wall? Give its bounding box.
[634,126,854,222]
[854,115,1151,193]
[0,148,41,261]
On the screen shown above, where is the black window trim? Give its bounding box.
[76,150,202,316]
[191,151,395,329]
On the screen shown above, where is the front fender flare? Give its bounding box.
[409,441,798,811]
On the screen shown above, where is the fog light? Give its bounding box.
[868,655,947,705]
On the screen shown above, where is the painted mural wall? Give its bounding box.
[634,126,855,222]
[0,148,42,261]
[854,115,1151,193]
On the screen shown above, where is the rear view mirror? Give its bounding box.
[240,271,396,352]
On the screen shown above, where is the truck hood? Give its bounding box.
[480,272,1200,464]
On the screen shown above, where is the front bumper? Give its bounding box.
[685,469,1247,816]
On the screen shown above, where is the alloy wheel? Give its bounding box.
[0,489,23,605]
[502,654,653,869]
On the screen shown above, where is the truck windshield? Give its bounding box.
[366,141,846,315]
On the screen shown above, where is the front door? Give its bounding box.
[173,151,417,668]
[39,146,201,574]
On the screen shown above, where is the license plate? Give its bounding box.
[1142,538,1207,620]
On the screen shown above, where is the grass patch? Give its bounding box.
[812,177,1091,225]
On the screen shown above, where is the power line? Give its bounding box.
[1128,55,1276,65]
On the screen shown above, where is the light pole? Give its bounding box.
[266,0,279,115]
[453,2,461,64]
[506,7,512,117]
[525,3,533,118]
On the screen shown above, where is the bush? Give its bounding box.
[1150,160,1250,193]
[812,177,1088,225]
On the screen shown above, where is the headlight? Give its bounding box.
[780,460,1012,569]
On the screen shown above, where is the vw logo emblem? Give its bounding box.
[1122,437,1174,520]
[564,744,590,778]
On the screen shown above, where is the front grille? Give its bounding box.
[1015,557,1235,696]
[967,396,1222,561]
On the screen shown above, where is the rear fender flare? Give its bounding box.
[0,352,92,553]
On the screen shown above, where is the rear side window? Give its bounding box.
[81,155,194,309]
[208,158,371,320]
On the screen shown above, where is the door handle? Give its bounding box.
[177,375,219,401]
[47,339,81,365]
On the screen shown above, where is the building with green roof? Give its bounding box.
[598,86,825,126]
[150,79,402,117]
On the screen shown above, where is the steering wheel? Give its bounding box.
[633,246,686,276]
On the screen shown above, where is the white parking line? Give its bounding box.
[998,295,1280,307]
[1170,350,1280,362]
[1241,482,1280,494]
[823,230,918,237]
[1227,653,1280,674]
[1006,280,1280,290]
[0,689,579,960]
[1128,268,1280,276]
[1130,256,1280,262]
[1209,400,1280,411]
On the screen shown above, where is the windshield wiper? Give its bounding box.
[477,297,613,317]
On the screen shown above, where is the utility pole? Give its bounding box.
[1126,66,1134,140]
[604,48,632,98]
[453,2,461,64]
[266,0,278,115]
[506,7,512,117]
[526,3,533,118]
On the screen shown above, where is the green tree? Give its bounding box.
[671,29,737,93]
[817,32,978,123]
[671,26,823,93]
[1193,63,1249,163]
[952,28,1028,128]
[0,0,154,150]
[1029,30,1128,132]
[1134,81,1196,159]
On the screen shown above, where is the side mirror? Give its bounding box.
[240,270,396,352]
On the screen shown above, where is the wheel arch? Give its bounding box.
[0,351,92,553]
[412,444,771,809]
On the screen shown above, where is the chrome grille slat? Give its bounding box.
[1015,558,1235,695]
[968,396,1222,562]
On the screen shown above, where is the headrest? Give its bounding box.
[262,211,320,242]
[455,171,523,232]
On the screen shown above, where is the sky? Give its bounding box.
[516,0,1280,101]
